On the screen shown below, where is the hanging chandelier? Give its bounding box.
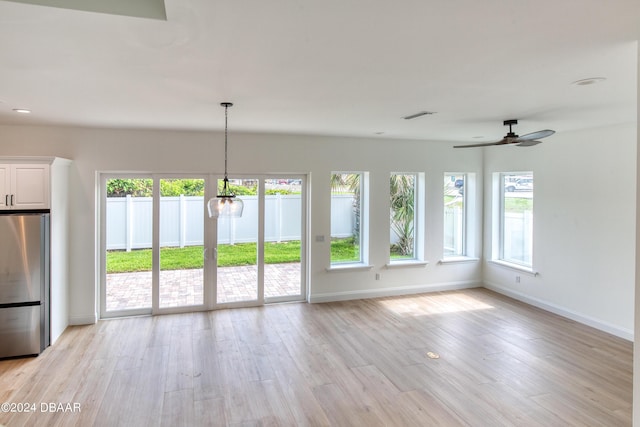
[207,102,244,218]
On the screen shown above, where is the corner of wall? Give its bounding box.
[632,38,640,427]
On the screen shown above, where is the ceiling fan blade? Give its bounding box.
[457,122,554,148]
[516,140,543,147]
[516,129,555,141]
[454,140,504,148]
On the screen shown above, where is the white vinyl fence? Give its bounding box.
[443,207,532,262]
[503,211,533,265]
[443,206,464,255]
[107,194,355,250]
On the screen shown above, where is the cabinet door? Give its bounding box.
[0,165,9,209]
[11,164,50,209]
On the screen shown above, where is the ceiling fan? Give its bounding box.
[454,119,555,148]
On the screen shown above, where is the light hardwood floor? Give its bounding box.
[0,288,632,426]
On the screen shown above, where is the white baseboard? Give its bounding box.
[484,281,633,342]
[309,280,481,303]
[68,313,98,326]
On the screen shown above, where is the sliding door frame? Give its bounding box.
[99,173,211,319]
[213,173,308,309]
[99,172,308,319]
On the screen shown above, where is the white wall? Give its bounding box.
[49,158,71,343]
[0,125,484,324]
[0,121,635,342]
[483,124,637,340]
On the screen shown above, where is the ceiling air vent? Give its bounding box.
[403,111,436,120]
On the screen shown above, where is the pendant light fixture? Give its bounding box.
[207,102,244,218]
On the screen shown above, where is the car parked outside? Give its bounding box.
[505,178,533,192]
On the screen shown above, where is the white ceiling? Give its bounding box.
[0,0,638,142]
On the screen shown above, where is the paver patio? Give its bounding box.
[106,262,302,311]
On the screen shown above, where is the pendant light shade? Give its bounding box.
[207,102,244,218]
[207,178,244,218]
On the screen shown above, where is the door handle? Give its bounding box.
[4,195,7,206]
[203,248,218,261]
[10,194,14,206]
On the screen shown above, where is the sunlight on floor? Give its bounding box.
[378,292,495,316]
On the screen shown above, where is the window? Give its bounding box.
[444,173,466,257]
[330,172,367,265]
[499,172,533,267]
[390,173,417,261]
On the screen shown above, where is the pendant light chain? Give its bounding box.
[221,102,233,195]
[224,103,229,181]
[207,101,243,218]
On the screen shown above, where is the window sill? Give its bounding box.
[489,260,538,276]
[385,260,429,269]
[438,256,480,264]
[326,263,374,272]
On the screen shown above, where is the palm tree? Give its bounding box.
[390,175,415,257]
[329,173,415,258]
[330,173,361,245]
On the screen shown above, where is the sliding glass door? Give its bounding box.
[103,176,154,316]
[264,177,304,302]
[215,176,261,305]
[214,175,306,307]
[158,178,206,309]
[101,174,209,318]
[100,173,306,318]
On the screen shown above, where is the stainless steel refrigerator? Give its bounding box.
[0,212,50,359]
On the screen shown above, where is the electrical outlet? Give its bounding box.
[375,273,381,280]
[515,275,521,283]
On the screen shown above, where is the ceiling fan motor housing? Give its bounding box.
[504,119,518,138]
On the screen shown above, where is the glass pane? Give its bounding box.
[330,173,361,264]
[502,173,533,266]
[217,178,258,304]
[159,178,205,308]
[390,174,416,260]
[264,178,303,299]
[444,174,465,256]
[105,178,153,311]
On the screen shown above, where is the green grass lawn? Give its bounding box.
[446,194,532,213]
[504,196,533,213]
[330,237,361,263]
[107,238,360,273]
[108,242,298,273]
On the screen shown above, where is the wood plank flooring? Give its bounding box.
[0,288,632,426]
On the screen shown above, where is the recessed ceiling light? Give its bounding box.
[472,136,484,139]
[572,77,606,86]
[374,131,385,135]
[403,111,437,120]
[13,108,32,114]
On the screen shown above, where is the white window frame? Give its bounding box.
[388,172,425,265]
[443,173,467,258]
[493,171,534,271]
[329,171,370,270]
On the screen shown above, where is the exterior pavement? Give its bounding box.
[106,263,302,311]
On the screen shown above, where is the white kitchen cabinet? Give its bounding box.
[0,157,71,345]
[0,163,50,210]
